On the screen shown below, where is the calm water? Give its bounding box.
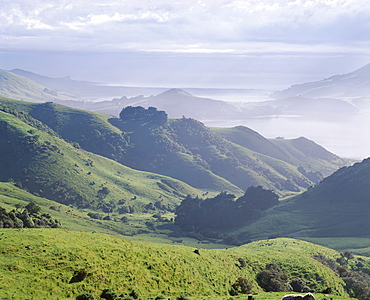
[203,111,370,160]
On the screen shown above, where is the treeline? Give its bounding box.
[175,186,278,233]
[0,202,61,228]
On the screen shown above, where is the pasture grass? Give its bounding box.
[0,230,357,300]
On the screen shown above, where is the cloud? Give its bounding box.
[0,0,369,54]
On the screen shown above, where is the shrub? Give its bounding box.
[176,294,191,300]
[69,269,88,283]
[25,202,41,215]
[129,290,140,299]
[256,263,292,292]
[231,277,253,294]
[76,293,95,300]
[238,257,247,268]
[290,277,310,292]
[100,288,118,300]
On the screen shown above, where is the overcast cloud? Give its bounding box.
[0,0,369,89]
[1,0,369,54]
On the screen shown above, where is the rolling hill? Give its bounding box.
[219,157,370,244]
[0,99,202,213]
[0,229,359,299]
[0,98,351,197]
[213,126,347,178]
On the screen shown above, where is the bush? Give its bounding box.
[129,290,140,299]
[231,276,253,294]
[176,294,191,300]
[69,269,88,283]
[25,202,41,215]
[256,263,292,292]
[238,257,247,268]
[76,293,95,300]
[290,277,310,292]
[100,288,118,300]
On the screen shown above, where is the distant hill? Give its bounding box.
[2,68,365,120]
[271,63,370,100]
[110,88,360,119]
[223,157,370,243]
[0,70,79,103]
[8,68,166,99]
[121,88,248,119]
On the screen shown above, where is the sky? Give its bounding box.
[0,0,369,88]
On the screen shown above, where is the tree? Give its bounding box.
[290,277,310,292]
[174,187,279,237]
[231,277,253,294]
[25,202,41,215]
[119,106,168,126]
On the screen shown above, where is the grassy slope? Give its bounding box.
[0,97,242,195]
[1,97,350,196]
[221,158,370,250]
[213,126,350,178]
[0,229,358,299]
[0,182,120,234]
[0,108,202,211]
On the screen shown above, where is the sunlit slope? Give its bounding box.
[213,126,351,178]
[0,106,202,211]
[0,182,133,234]
[0,98,242,194]
[0,230,350,299]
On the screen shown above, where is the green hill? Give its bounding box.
[0,98,351,197]
[213,126,349,179]
[220,157,370,245]
[0,229,362,299]
[0,101,202,213]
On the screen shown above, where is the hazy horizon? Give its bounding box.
[1,1,369,90]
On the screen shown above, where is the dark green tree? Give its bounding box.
[25,202,41,215]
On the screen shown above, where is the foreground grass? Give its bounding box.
[0,229,359,300]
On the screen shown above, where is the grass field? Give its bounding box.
[0,229,363,300]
